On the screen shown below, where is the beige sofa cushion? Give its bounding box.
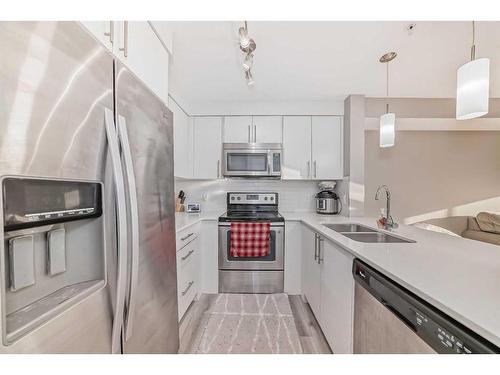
[416,216,469,236]
[476,212,500,234]
[463,229,500,246]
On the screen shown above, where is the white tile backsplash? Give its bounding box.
[175,179,324,213]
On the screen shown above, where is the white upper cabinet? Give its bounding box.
[319,239,354,354]
[80,21,114,50]
[282,116,312,179]
[116,22,169,103]
[193,117,222,179]
[169,98,192,179]
[253,116,282,143]
[223,116,282,144]
[81,21,169,104]
[223,116,253,143]
[311,116,343,180]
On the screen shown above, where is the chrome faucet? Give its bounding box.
[375,185,398,229]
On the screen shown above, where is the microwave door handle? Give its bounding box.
[104,108,128,354]
[117,115,140,342]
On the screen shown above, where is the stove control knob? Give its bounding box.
[231,197,235,201]
[270,197,274,201]
[264,197,268,201]
[237,197,241,201]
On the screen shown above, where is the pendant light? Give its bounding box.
[456,21,490,120]
[379,52,397,148]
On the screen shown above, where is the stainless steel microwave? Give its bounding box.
[222,143,282,178]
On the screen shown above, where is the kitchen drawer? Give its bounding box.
[176,223,200,251]
[177,239,199,321]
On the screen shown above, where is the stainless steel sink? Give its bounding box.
[322,223,377,233]
[342,232,415,243]
[322,222,415,243]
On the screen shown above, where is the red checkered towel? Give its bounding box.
[230,222,271,257]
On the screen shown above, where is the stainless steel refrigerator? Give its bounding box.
[0,21,179,353]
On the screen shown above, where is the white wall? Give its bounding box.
[175,179,326,213]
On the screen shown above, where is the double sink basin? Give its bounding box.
[322,223,415,243]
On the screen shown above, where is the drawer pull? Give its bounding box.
[181,249,195,261]
[180,233,194,241]
[181,281,194,296]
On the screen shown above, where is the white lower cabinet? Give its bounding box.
[176,220,218,321]
[301,225,321,317]
[319,239,355,353]
[200,221,219,293]
[176,225,200,321]
[301,224,355,353]
[284,221,302,295]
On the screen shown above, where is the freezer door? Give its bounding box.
[115,62,179,353]
[0,22,115,353]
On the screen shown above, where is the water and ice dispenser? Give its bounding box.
[1,177,106,344]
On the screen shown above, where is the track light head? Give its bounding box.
[243,54,253,72]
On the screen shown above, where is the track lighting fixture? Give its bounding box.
[238,21,256,86]
[243,54,253,72]
[245,70,255,86]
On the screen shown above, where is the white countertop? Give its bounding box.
[175,211,222,232]
[281,211,500,348]
[174,209,500,347]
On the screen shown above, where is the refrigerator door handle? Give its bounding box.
[104,108,129,354]
[117,115,140,342]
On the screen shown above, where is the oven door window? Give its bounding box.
[226,153,268,172]
[226,230,276,261]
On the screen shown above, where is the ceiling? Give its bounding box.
[166,21,500,113]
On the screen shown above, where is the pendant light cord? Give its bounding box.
[386,61,390,113]
[471,21,476,61]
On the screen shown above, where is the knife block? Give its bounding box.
[175,198,185,212]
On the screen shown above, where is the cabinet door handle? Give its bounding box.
[317,237,324,264]
[314,160,317,178]
[104,21,114,44]
[217,160,220,178]
[306,161,310,178]
[181,233,194,241]
[181,249,195,261]
[248,125,251,142]
[119,21,128,57]
[314,233,319,260]
[253,125,257,142]
[181,281,194,296]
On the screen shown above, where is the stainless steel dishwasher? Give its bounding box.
[352,259,499,354]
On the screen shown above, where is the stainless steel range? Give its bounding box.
[218,192,284,293]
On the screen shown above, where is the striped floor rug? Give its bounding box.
[191,293,303,354]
